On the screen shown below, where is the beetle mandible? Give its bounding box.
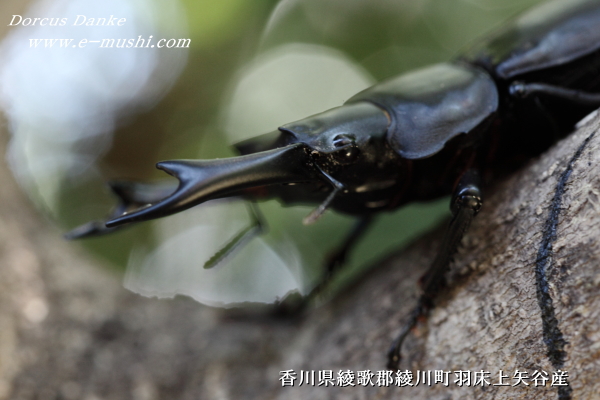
[67,0,600,369]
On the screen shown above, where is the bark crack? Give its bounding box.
[534,130,595,400]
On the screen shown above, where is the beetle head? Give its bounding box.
[104,102,396,228]
[279,102,399,192]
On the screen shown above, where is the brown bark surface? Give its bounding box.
[1,111,600,400]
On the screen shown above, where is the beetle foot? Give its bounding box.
[271,291,308,318]
[387,321,414,370]
[387,301,428,370]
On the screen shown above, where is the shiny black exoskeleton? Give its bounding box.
[67,0,600,370]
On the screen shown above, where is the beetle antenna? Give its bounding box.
[303,167,345,225]
[303,186,341,225]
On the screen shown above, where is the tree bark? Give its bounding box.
[1,111,600,400]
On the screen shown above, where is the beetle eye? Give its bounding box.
[331,134,359,163]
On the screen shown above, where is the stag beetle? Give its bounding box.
[67,0,600,370]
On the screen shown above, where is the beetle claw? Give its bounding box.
[64,220,121,240]
[106,144,320,228]
[65,180,178,239]
[156,160,197,179]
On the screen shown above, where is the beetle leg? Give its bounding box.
[387,170,482,370]
[316,215,375,293]
[273,215,374,315]
[509,81,600,106]
[532,96,561,141]
[203,202,266,269]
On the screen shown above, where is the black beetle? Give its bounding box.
[68,0,600,370]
